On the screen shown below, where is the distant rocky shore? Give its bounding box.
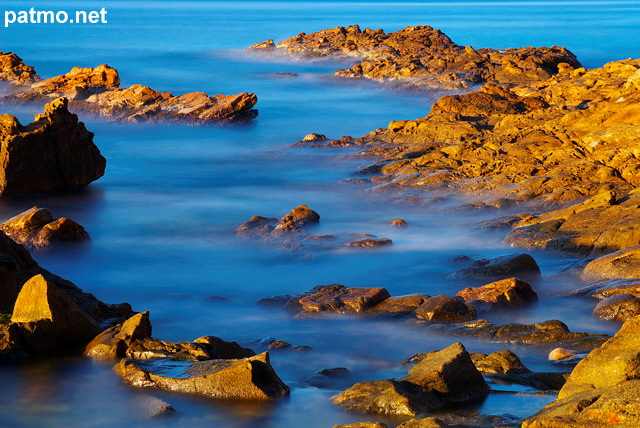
[0,52,258,124]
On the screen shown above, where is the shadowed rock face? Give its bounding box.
[1,62,258,125]
[114,352,290,401]
[0,97,106,195]
[249,25,580,91]
[332,342,489,416]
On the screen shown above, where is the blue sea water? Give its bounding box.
[1,1,639,427]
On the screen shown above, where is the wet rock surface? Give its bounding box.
[114,351,290,401]
[249,25,579,90]
[450,253,541,283]
[332,342,489,416]
[0,97,106,195]
[523,315,640,427]
[0,206,90,251]
[1,62,258,124]
[456,277,538,311]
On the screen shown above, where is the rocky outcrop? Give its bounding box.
[345,238,392,248]
[523,315,640,427]
[470,350,531,375]
[0,206,90,251]
[84,311,153,359]
[249,25,579,90]
[0,97,106,195]
[115,352,289,401]
[593,294,640,322]
[285,284,390,316]
[0,52,39,84]
[581,245,640,282]
[456,277,538,311]
[424,319,609,352]
[450,253,541,283]
[414,295,477,323]
[1,62,258,125]
[332,342,489,415]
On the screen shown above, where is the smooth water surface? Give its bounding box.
[1,1,638,427]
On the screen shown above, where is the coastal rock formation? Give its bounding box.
[581,245,640,282]
[285,284,390,315]
[0,97,106,195]
[1,62,258,125]
[115,352,290,401]
[0,207,90,251]
[237,205,320,240]
[523,315,640,427]
[0,230,131,360]
[84,311,153,359]
[450,253,541,283]
[332,342,489,415]
[414,295,477,323]
[249,25,580,90]
[0,52,39,84]
[470,350,531,375]
[456,277,538,311]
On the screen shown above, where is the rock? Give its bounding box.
[425,319,609,352]
[390,218,408,227]
[114,352,289,401]
[593,294,640,322]
[456,277,538,310]
[488,372,569,392]
[253,337,310,352]
[235,216,278,239]
[0,97,106,195]
[582,244,640,282]
[450,253,541,283]
[271,205,320,236]
[470,350,531,374]
[345,238,393,247]
[135,395,175,419]
[332,342,489,416]
[0,207,90,251]
[302,133,327,142]
[334,423,388,428]
[0,323,29,362]
[286,284,391,315]
[0,51,39,84]
[396,418,449,428]
[11,274,102,353]
[365,294,430,317]
[523,315,640,427]
[548,347,578,361]
[414,295,477,323]
[29,64,120,99]
[253,25,579,90]
[84,312,152,359]
[306,367,352,388]
[193,335,255,359]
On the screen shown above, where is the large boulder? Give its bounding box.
[414,295,477,322]
[332,342,489,416]
[114,352,289,401]
[85,311,152,359]
[593,294,640,322]
[456,277,538,310]
[0,97,106,195]
[11,274,102,353]
[523,315,640,427]
[0,206,90,251]
[582,244,640,282]
[450,254,541,283]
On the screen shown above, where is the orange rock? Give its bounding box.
[548,347,577,361]
[456,277,538,310]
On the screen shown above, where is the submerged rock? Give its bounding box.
[451,253,541,283]
[332,342,489,415]
[0,97,106,195]
[345,238,393,248]
[0,206,90,251]
[115,352,290,401]
[286,284,390,316]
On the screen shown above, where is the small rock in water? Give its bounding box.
[135,395,175,419]
[345,238,392,247]
[548,347,578,361]
[302,133,327,142]
[390,218,408,227]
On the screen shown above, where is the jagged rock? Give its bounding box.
[11,274,102,353]
[250,25,579,90]
[332,342,489,416]
[450,253,541,283]
[424,319,609,352]
[114,352,289,401]
[456,277,538,310]
[593,294,640,322]
[470,350,531,374]
[0,206,90,251]
[271,205,320,236]
[2,62,258,125]
[85,311,152,359]
[345,238,392,247]
[0,97,106,195]
[414,295,477,323]
[0,51,39,84]
[523,315,640,427]
[582,245,640,282]
[286,284,391,315]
